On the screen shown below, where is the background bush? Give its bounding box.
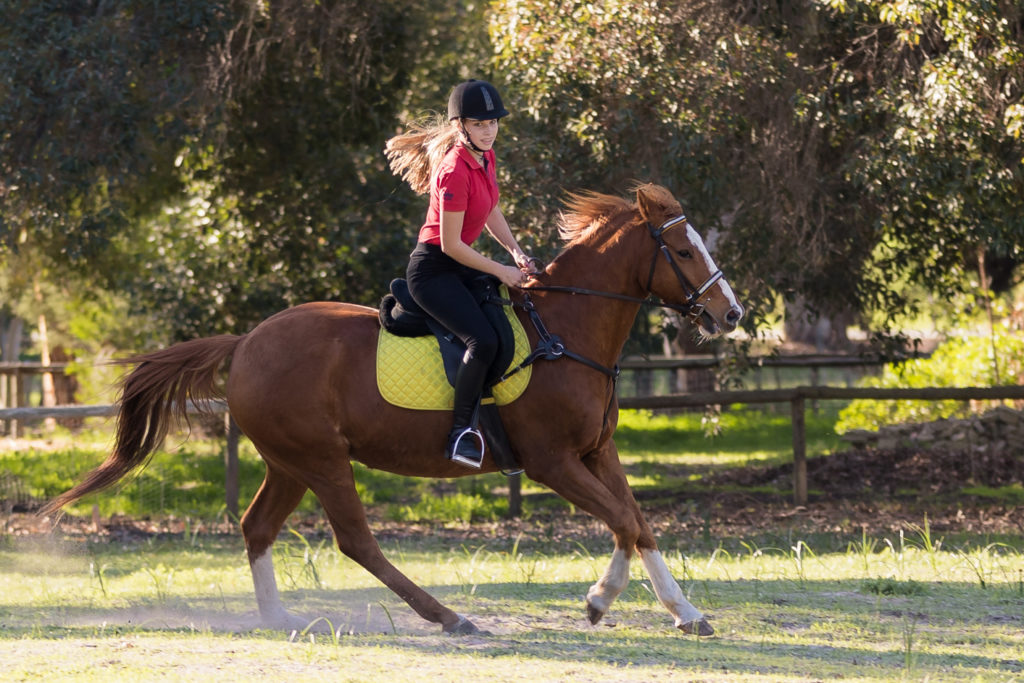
[835,327,1024,433]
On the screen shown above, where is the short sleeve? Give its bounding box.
[436,167,469,213]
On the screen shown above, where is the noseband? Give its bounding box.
[501,214,728,384]
[525,214,725,324]
[645,214,724,323]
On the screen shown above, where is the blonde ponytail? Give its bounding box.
[385,116,460,195]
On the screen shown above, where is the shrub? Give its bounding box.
[836,328,1024,433]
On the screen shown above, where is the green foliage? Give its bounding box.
[1,0,442,340]
[4,0,1024,358]
[0,0,228,263]
[387,492,507,524]
[836,327,1024,432]
[0,440,319,519]
[491,0,1024,338]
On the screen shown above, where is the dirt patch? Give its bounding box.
[714,445,1024,498]
[687,444,1024,537]
[4,446,1023,544]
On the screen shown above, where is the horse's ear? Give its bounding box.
[635,184,680,225]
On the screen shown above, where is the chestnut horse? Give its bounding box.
[42,183,743,636]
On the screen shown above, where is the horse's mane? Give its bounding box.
[558,191,635,245]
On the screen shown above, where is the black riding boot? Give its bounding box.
[447,354,488,468]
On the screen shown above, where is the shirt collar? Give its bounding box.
[455,144,489,170]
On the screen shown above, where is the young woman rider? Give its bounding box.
[385,80,537,467]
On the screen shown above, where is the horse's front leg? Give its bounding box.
[639,548,712,635]
[580,439,714,636]
[527,452,648,626]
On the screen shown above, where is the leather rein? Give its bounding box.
[498,214,725,382]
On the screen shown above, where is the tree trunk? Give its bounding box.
[34,281,57,431]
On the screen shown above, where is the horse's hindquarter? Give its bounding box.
[228,302,377,420]
[226,301,482,477]
[227,303,380,448]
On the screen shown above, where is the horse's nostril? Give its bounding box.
[725,307,743,325]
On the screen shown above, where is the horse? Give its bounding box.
[41,183,743,637]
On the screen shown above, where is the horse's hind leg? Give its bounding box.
[583,440,712,636]
[240,462,311,630]
[308,462,478,635]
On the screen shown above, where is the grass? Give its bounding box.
[2,407,1022,680]
[0,406,841,522]
[1,526,1022,681]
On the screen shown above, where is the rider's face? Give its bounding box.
[461,118,499,152]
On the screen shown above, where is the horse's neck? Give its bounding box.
[530,241,645,367]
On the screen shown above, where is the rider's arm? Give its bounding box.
[484,206,530,266]
[440,210,524,288]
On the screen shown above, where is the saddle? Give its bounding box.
[377,276,529,474]
[379,275,516,389]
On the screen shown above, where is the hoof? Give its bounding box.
[586,602,604,625]
[443,615,481,635]
[678,618,714,636]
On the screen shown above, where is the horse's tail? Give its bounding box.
[39,334,243,517]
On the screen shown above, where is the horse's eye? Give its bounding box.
[677,249,692,259]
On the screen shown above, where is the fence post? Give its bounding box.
[791,395,807,504]
[9,369,20,438]
[224,413,240,520]
[508,472,522,518]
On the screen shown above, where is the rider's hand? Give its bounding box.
[497,264,527,288]
[514,252,541,275]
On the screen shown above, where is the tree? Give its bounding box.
[0,0,227,265]
[490,0,1024,341]
[0,1,454,339]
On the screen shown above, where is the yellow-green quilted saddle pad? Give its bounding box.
[376,291,532,410]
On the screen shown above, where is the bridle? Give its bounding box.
[644,214,724,323]
[496,212,729,429]
[526,213,726,325]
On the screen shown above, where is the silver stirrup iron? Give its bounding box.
[449,427,485,468]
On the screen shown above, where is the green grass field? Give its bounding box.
[2,524,1022,681]
[1,408,1022,681]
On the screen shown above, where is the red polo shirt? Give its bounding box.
[418,145,499,246]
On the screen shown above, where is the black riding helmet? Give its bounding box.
[447,80,510,121]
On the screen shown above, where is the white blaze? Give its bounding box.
[686,223,740,310]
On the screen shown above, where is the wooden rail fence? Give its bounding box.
[3,385,1022,511]
[619,384,1024,503]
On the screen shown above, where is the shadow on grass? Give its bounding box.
[2,577,1022,678]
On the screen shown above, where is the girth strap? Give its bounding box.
[498,292,620,382]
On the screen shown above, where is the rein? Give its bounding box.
[490,213,727,434]
[525,214,723,323]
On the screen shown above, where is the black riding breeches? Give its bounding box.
[406,242,499,367]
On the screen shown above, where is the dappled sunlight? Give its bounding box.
[2,529,1022,679]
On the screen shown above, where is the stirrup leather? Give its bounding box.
[448,427,485,468]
